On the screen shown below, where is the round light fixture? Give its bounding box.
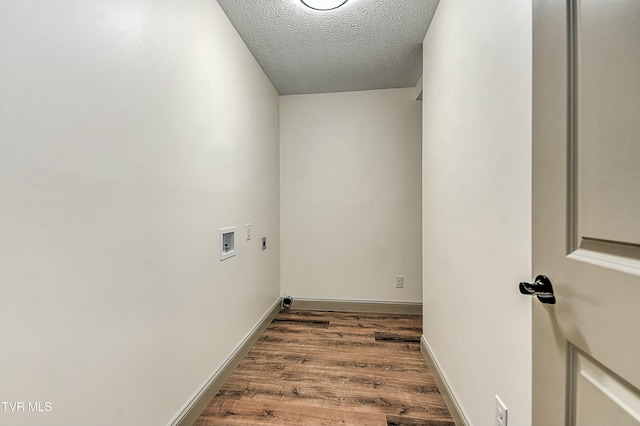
[300,0,348,11]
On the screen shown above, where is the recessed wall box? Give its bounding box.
[220,227,236,261]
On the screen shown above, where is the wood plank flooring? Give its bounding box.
[195,310,454,426]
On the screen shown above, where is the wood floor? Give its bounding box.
[195,310,454,426]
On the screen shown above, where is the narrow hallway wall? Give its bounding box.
[0,1,280,424]
[421,0,533,424]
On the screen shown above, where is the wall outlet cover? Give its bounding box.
[495,395,508,426]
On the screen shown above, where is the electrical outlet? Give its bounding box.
[495,395,508,426]
[395,276,404,288]
[261,237,267,251]
[246,223,251,240]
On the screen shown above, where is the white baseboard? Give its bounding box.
[289,297,422,315]
[169,298,282,426]
[169,297,423,426]
[420,335,470,426]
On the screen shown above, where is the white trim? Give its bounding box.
[169,298,281,426]
[420,335,470,426]
[290,297,422,315]
[569,248,640,277]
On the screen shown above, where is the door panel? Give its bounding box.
[532,0,640,424]
[576,0,640,250]
[573,347,640,426]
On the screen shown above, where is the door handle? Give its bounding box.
[519,275,556,304]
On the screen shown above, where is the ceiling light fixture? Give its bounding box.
[300,0,348,11]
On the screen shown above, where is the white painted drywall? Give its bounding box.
[0,1,279,425]
[421,0,532,425]
[280,89,422,303]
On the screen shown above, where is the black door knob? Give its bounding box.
[519,275,556,304]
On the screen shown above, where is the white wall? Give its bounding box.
[0,1,279,425]
[280,89,422,303]
[421,1,532,425]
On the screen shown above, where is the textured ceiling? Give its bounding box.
[215,0,439,95]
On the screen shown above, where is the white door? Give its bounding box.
[532,0,640,424]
